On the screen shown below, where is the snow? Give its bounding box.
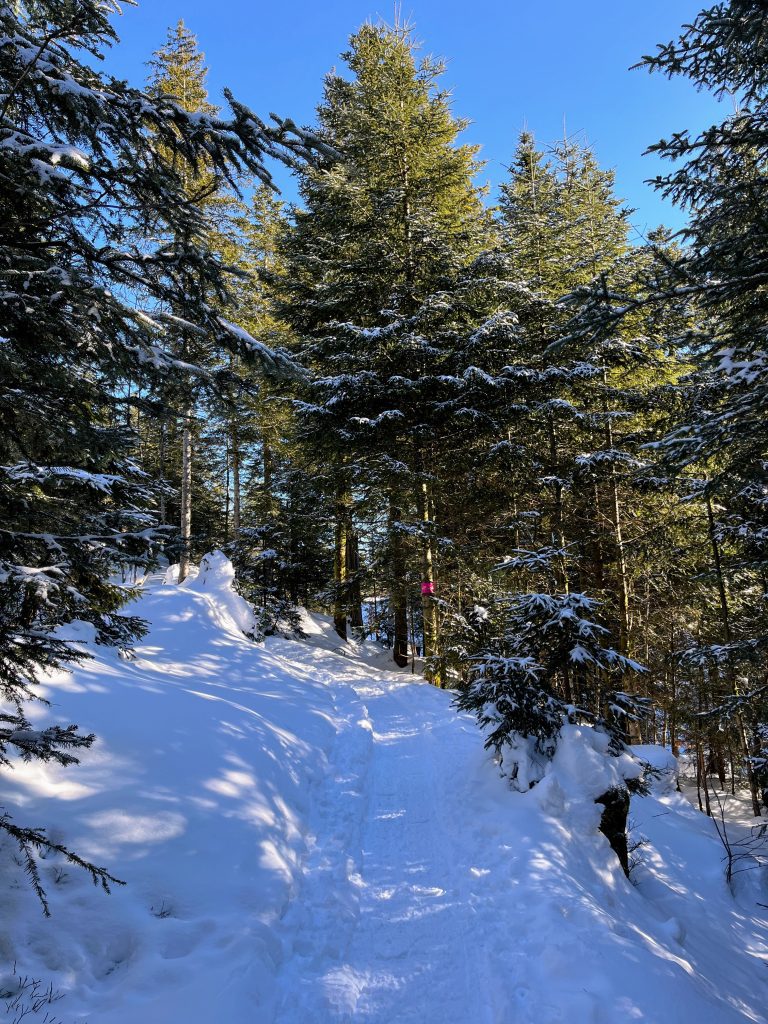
[1,556,767,1023]
[632,743,679,794]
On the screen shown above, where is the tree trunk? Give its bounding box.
[602,374,630,657]
[389,496,409,668]
[231,419,241,537]
[698,743,712,818]
[608,471,630,657]
[179,408,193,583]
[262,439,275,515]
[669,646,679,758]
[419,478,440,685]
[224,438,230,541]
[547,415,568,593]
[346,526,364,635]
[333,483,362,641]
[333,506,348,641]
[158,418,167,526]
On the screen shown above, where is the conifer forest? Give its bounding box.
[1,2,768,1022]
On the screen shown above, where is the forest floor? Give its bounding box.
[1,555,767,1023]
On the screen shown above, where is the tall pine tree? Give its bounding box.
[276,20,491,673]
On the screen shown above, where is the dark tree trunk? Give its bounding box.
[346,527,364,634]
[596,786,631,877]
[389,496,409,668]
[333,511,348,641]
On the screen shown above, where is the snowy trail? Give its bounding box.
[332,678,506,1024]
[272,663,491,1023]
[2,562,767,1024]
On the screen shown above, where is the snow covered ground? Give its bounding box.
[1,554,767,1023]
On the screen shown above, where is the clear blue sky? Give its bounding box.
[107,0,723,236]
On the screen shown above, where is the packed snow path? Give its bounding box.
[1,557,767,1023]
[272,660,499,1023]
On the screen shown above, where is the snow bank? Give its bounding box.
[531,723,641,832]
[182,550,259,638]
[632,742,679,794]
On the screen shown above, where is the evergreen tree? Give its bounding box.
[276,20,491,673]
[455,574,644,790]
[146,20,233,581]
[449,136,686,777]
[634,0,768,811]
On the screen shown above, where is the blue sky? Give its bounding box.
[108,1,723,236]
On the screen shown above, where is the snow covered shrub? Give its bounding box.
[454,655,562,782]
[226,529,304,639]
[454,567,651,874]
[1,965,64,1024]
[455,587,647,790]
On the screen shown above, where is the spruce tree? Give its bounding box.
[146,21,232,580]
[276,20,491,673]
[451,136,676,769]
[635,0,768,811]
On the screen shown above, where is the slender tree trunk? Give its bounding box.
[262,438,274,515]
[224,439,230,541]
[603,375,630,656]
[608,473,630,657]
[231,419,241,537]
[333,482,362,641]
[333,494,348,641]
[409,599,417,673]
[179,407,193,583]
[548,418,574,703]
[419,477,440,685]
[695,736,704,813]
[715,746,727,789]
[547,415,568,595]
[389,495,409,668]
[346,526,364,635]
[729,743,737,796]
[590,482,605,592]
[669,644,679,758]
[159,418,167,526]
[698,743,712,817]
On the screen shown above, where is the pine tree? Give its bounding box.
[448,136,682,775]
[635,0,768,811]
[146,21,231,581]
[276,20,491,673]
[454,545,645,791]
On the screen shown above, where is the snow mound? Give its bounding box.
[632,742,679,794]
[182,550,259,638]
[532,724,642,830]
[0,568,342,1022]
